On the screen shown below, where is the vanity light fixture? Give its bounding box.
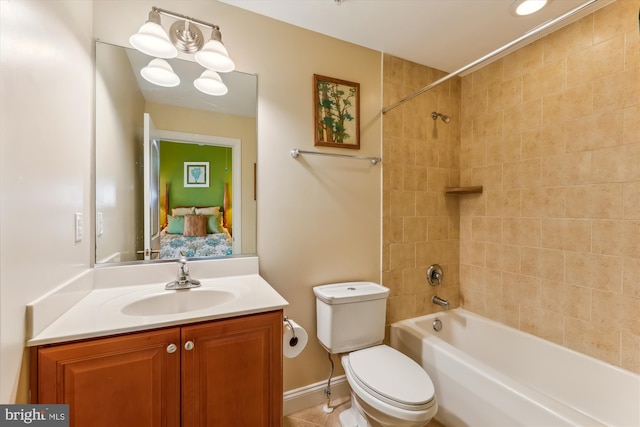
[130,6,234,95]
[140,58,180,87]
[194,70,228,96]
[509,0,549,16]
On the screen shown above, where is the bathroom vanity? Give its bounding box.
[27,257,288,426]
[31,311,282,426]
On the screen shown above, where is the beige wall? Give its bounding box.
[0,0,94,402]
[381,56,462,327]
[458,0,639,373]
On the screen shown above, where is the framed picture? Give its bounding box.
[184,162,209,188]
[314,74,360,149]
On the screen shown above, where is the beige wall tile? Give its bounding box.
[390,190,416,217]
[621,330,640,373]
[566,35,625,83]
[521,247,565,282]
[488,78,523,113]
[389,242,416,270]
[540,280,591,321]
[565,110,624,153]
[592,220,640,258]
[486,190,521,217]
[503,159,541,190]
[564,317,621,366]
[404,216,428,243]
[593,0,640,43]
[623,104,640,144]
[522,125,566,159]
[591,143,640,183]
[503,40,543,81]
[502,217,541,247]
[591,289,640,335]
[540,151,592,187]
[565,184,624,219]
[502,272,541,305]
[623,256,640,298]
[521,187,566,218]
[593,68,639,112]
[486,243,521,273]
[472,165,503,191]
[520,304,564,345]
[564,251,623,293]
[542,82,594,126]
[471,216,502,243]
[541,218,592,252]
[543,16,594,64]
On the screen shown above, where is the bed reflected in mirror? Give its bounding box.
[95,41,257,265]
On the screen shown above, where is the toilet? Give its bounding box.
[314,282,437,427]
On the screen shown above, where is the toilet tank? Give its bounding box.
[313,282,390,354]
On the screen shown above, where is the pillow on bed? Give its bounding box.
[206,213,224,233]
[195,206,220,216]
[166,215,184,234]
[172,207,195,216]
[183,214,207,237]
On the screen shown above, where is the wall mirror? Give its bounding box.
[95,41,257,265]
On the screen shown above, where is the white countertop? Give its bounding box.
[28,273,288,346]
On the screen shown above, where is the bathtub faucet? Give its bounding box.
[432,295,449,309]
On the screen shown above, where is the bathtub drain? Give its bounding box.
[433,318,442,332]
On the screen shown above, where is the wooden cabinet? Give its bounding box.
[32,310,283,427]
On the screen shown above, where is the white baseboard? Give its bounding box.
[283,375,350,416]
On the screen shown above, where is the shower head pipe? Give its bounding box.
[431,112,451,124]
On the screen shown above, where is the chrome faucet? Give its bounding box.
[165,255,201,290]
[432,295,449,309]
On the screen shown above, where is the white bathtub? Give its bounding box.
[390,308,640,427]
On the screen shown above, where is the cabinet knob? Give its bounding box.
[184,341,194,351]
[166,344,177,354]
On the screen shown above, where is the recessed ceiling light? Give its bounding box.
[510,0,549,16]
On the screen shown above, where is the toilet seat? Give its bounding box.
[345,345,435,411]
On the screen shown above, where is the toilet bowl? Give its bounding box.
[340,345,437,427]
[313,282,439,427]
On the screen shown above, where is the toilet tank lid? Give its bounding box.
[313,282,389,304]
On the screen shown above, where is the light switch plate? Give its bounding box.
[75,213,83,242]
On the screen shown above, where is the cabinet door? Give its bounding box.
[181,311,283,427]
[37,328,181,427]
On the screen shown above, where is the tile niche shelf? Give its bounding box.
[444,186,483,194]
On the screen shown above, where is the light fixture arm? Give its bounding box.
[152,6,220,32]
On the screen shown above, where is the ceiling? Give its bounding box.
[219,0,613,73]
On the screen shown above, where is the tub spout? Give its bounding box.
[432,295,449,309]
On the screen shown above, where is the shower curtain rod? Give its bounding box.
[381,0,599,115]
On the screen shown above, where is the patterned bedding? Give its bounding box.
[159,230,233,259]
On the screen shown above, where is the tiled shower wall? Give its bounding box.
[382,55,462,324]
[458,0,639,373]
[382,0,639,374]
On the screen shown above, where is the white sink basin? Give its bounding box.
[121,289,235,316]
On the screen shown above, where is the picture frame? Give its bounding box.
[314,74,360,149]
[184,162,209,188]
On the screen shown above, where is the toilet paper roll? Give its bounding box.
[283,319,308,358]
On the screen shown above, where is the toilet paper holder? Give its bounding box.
[284,316,298,347]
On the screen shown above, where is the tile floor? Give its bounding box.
[283,396,445,427]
